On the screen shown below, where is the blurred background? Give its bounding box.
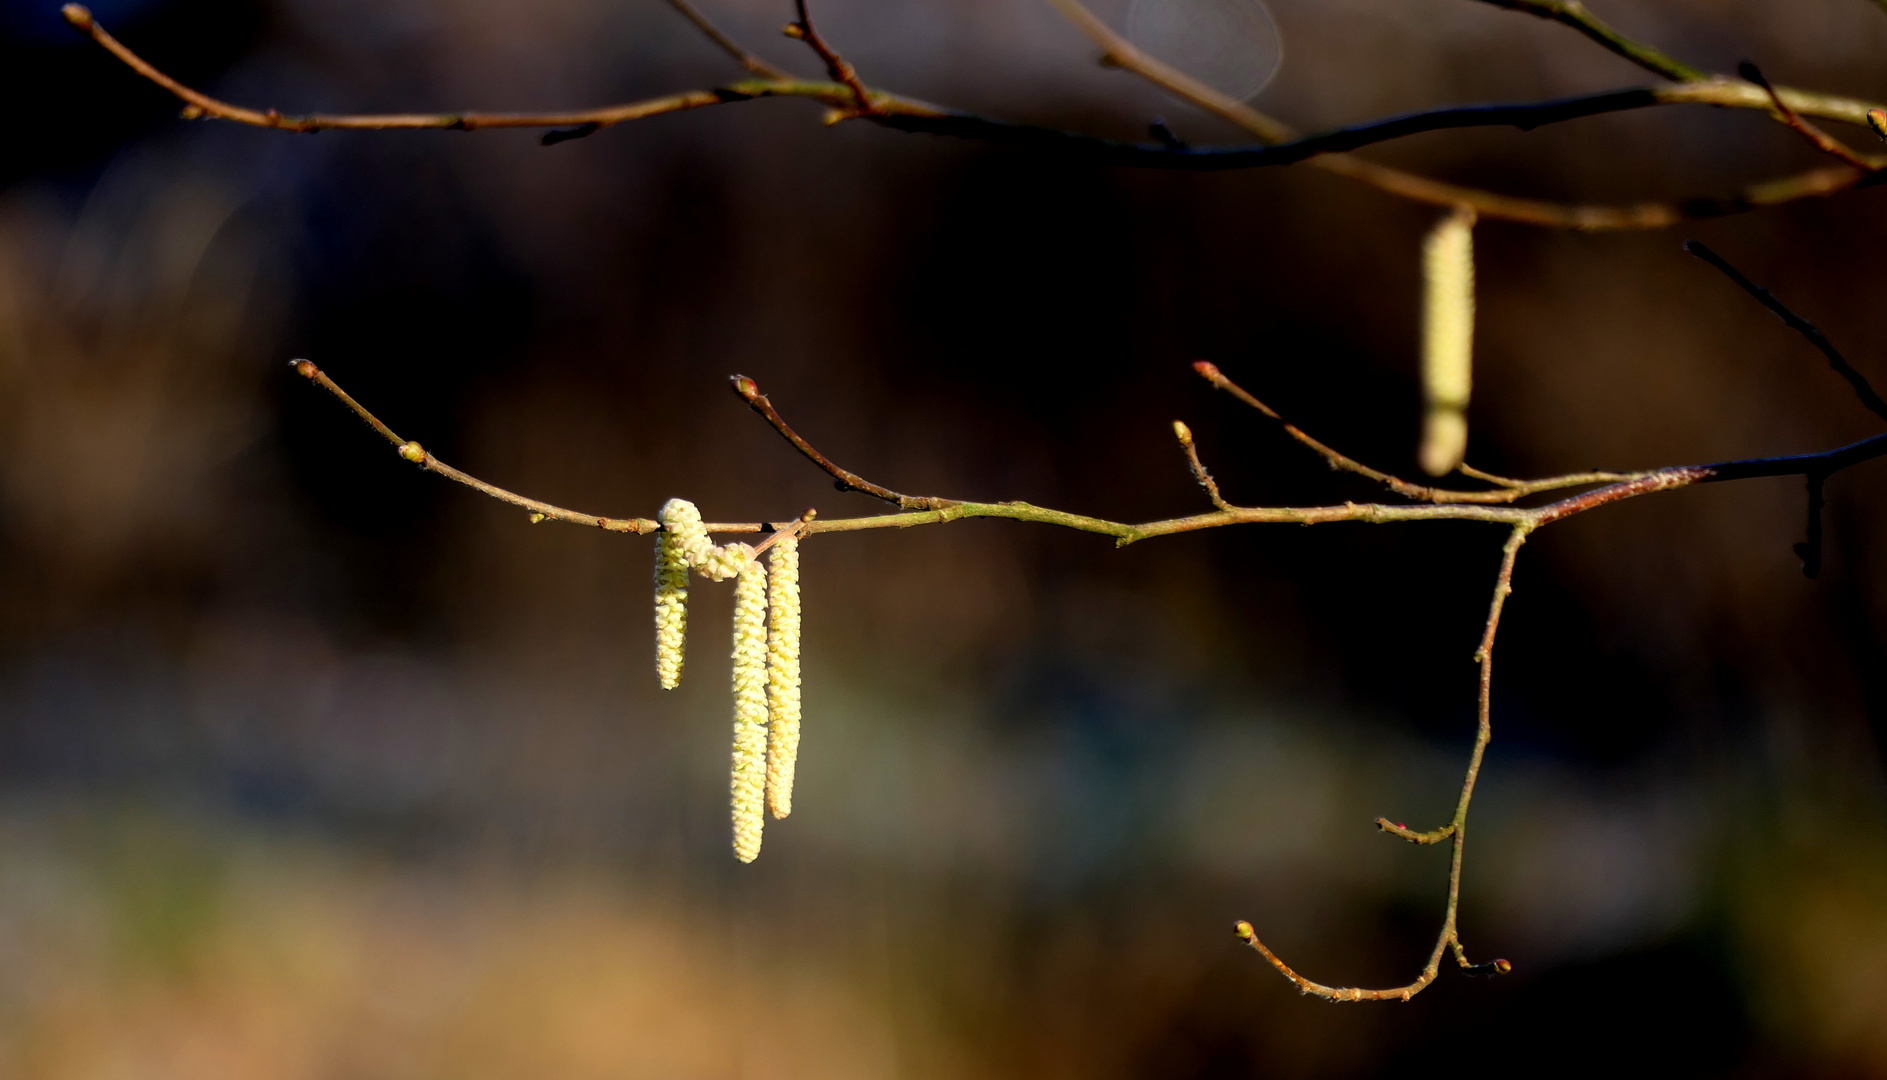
[3,0,1887,1074]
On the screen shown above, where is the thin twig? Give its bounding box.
[1737,61,1877,171]
[1684,242,1887,422]
[62,4,1887,229]
[1470,0,1706,82]
[1171,421,1233,510]
[292,360,663,533]
[663,0,791,79]
[729,375,958,511]
[1192,362,1641,503]
[1239,525,1527,1001]
[785,0,880,117]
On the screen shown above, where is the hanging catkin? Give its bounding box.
[1418,206,1475,477]
[729,546,770,863]
[764,536,802,819]
[653,521,690,690]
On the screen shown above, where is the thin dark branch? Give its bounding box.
[730,375,958,511]
[1684,241,1887,422]
[662,0,792,79]
[1737,61,1877,171]
[1795,474,1827,579]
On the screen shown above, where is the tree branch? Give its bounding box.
[662,0,791,80]
[1684,242,1887,422]
[1192,361,1642,503]
[784,0,880,117]
[1469,0,1707,83]
[61,3,1887,228]
[1736,61,1878,171]
[1239,525,1528,1001]
[294,358,1887,999]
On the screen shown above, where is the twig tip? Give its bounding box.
[61,4,93,30]
[1233,920,1255,941]
[1172,419,1193,443]
[731,374,761,402]
[1869,109,1887,142]
[1192,360,1222,381]
[292,359,319,379]
[399,441,425,463]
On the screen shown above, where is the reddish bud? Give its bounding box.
[1192,360,1221,380]
[61,4,93,30]
[292,359,318,379]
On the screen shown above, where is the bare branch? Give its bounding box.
[1469,0,1706,83]
[1737,61,1878,171]
[784,0,881,117]
[1192,362,1643,503]
[662,0,791,80]
[730,375,959,511]
[62,4,1887,228]
[291,360,662,533]
[1036,0,1887,228]
[1684,242,1887,422]
[1236,525,1528,1001]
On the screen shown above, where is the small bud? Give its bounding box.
[1193,360,1221,380]
[1234,920,1255,940]
[292,359,318,379]
[1869,108,1887,142]
[179,104,205,120]
[1172,420,1193,445]
[528,512,546,524]
[821,109,848,127]
[782,22,805,37]
[399,441,425,463]
[1494,959,1512,975]
[731,375,760,402]
[61,4,93,30]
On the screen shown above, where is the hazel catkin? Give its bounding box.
[764,536,802,819]
[653,523,690,690]
[729,546,770,862]
[1419,206,1475,477]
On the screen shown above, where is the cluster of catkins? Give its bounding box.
[653,498,802,863]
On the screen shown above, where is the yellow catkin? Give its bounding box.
[764,537,802,820]
[729,546,769,862]
[653,525,690,690]
[1419,205,1475,477]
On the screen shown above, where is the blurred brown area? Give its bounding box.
[2,0,1887,1075]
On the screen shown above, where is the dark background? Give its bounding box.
[2,0,1886,1074]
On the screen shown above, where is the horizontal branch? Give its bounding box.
[63,4,1887,227]
[294,362,1887,549]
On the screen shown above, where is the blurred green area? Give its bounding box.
[3,0,1887,1074]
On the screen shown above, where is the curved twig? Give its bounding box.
[1191,362,1643,503]
[1685,242,1887,422]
